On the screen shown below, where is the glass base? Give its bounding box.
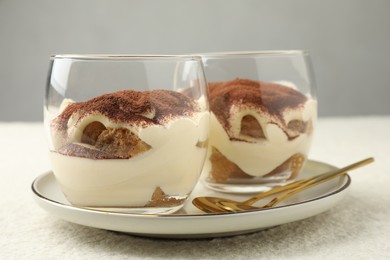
[67,194,188,215]
[79,204,185,215]
[202,172,294,194]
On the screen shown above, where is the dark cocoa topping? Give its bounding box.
[208,78,308,131]
[54,89,199,131]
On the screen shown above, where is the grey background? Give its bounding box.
[1,0,389,121]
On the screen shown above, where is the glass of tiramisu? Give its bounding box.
[44,55,209,214]
[201,51,317,193]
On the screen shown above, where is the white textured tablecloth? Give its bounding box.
[1,116,389,259]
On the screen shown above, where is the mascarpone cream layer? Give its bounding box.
[50,111,209,207]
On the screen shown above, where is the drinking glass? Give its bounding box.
[201,51,317,193]
[44,55,209,214]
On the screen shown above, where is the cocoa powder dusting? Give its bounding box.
[54,89,199,130]
[208,78,308,131]
[148,90,198,122]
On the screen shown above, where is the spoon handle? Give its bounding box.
[244,157,374,206]
[264,158,373,208]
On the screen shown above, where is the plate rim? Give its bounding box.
[31,160,352,238]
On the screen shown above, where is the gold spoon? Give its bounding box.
[192,157,374,213]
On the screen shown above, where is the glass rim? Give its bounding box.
[197,50,309,58]
[50,54,203,61]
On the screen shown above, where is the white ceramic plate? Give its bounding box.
[32,160,350,239]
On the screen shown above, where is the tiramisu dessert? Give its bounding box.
[206,78,317,185]
[49,89,209,210]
